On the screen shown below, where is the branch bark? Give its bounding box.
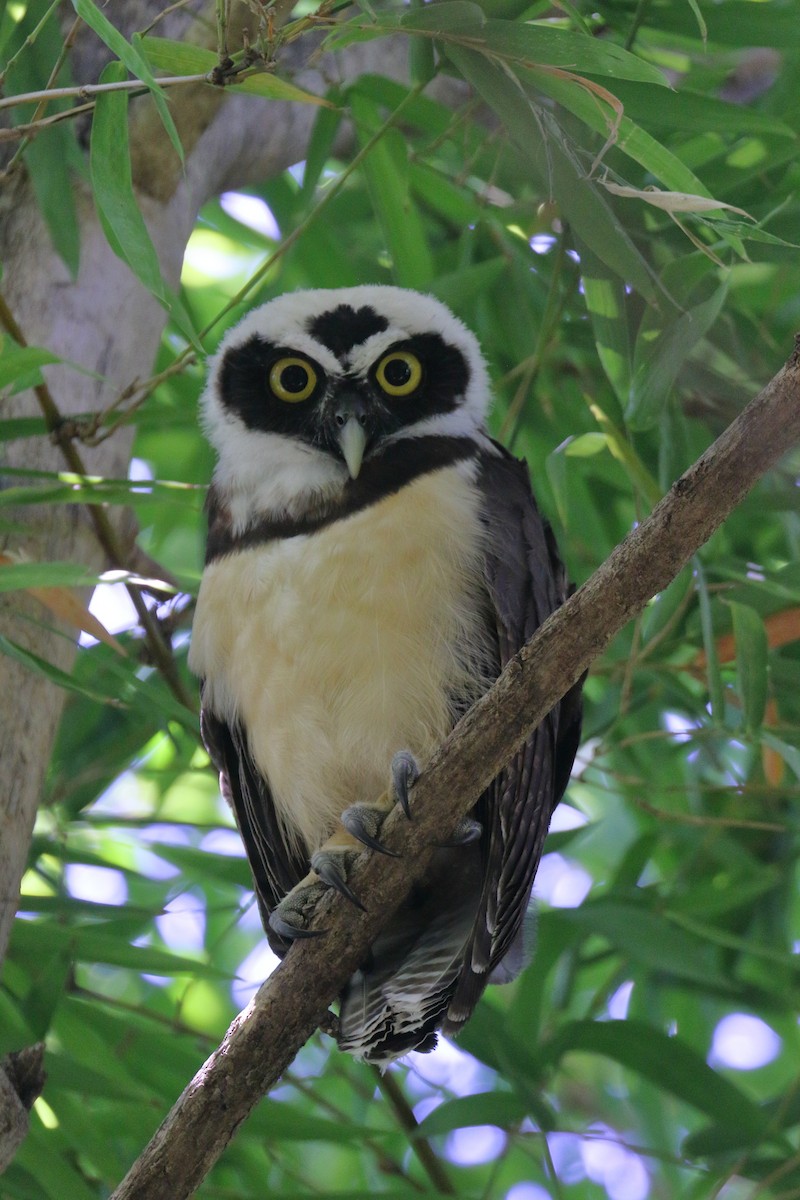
[0,1045,45,1173]
[110,342,800,1200]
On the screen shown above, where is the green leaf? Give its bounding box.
[601,79,796,139]
[248,1099,377,1143]
[527,67,717,200]
[0,560,172,593]
[139,36,332,106]
[0,473,202,509]
[11,919,224,977]
[90,62,167,302]
[725,600,769,730]
[0,344,61,389]
[655,1,800,47]
[14,1136,99,1200]
[577,245,632,407]
[349,92,434,289]
[135,34,215,76]
[564,432,609,458]
[759,732,800,782]
[300,95,345,200]
[430,259,507,310]
[540,1020,770,1139]
[398,4,668,85]
[446,46,659,300]
[23,130,82,278]
[562,899,735,990]
[0,417,51,440]
[71,0,183,161]
[0,634,123,705]
[0,991,36,1055]
[627,279,728,430]
[7,4,82,275]
[695,558,725,720]
[415,1091,530,1137]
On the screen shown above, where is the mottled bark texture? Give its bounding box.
[110,345,800,1200]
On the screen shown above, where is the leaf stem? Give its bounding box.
[372,1065,456,1195]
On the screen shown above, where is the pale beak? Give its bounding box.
[337,416,367,479]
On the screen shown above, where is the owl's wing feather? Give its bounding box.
[200,698,309,957]
[446,445,582,1030]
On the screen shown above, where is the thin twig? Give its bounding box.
[0,73,209,112]
[372,1066,455,1195]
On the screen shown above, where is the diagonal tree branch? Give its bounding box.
[110,339,800,1200]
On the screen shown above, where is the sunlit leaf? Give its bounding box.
[139,36,332,107]
[540,1020,770,1138]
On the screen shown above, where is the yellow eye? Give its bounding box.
[269,357,317,402]
[375,351,422,397]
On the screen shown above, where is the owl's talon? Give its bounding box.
[434,817,483,848]
[269,878,330,941]
[311,848,366,911]
[341,804,401,856]
[268,913,328,941]
[391,750,420,818]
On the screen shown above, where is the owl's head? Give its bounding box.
[201,287,491,522]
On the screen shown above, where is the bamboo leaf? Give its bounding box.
[541,1020,771,1139]
[349,91,434,288]
[627,280,728,429]
[139,36,332,106]
[71,0,183,161]
[90,62,168,302]
[446,46,659,300]
[415,1090,530,1137]
[0,344,61,389]
[725,600,769,731]
[0,634,124,704]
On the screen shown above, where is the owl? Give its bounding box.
[189,286,582,1061]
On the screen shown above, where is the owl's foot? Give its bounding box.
[341,802,400,856]
[268,874,330,941]
[268,842,368,940]
[391,749,420,818]
[267,757,421,940]
[435,816,483,848]
[340,752,418,854]
[310,847,366,910]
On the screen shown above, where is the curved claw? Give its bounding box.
[341,805,401,857]
[311,850,367,912]
[391,749,420,818]
[268,911,328,941]
[434,817,483,848]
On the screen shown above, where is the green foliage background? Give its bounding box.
[2,1,800,1197]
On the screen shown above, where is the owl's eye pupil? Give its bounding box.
[383,358,412,388]
[280,364,310,393]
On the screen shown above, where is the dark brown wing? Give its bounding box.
[446,444,582,1030]
[200,695,309,957]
